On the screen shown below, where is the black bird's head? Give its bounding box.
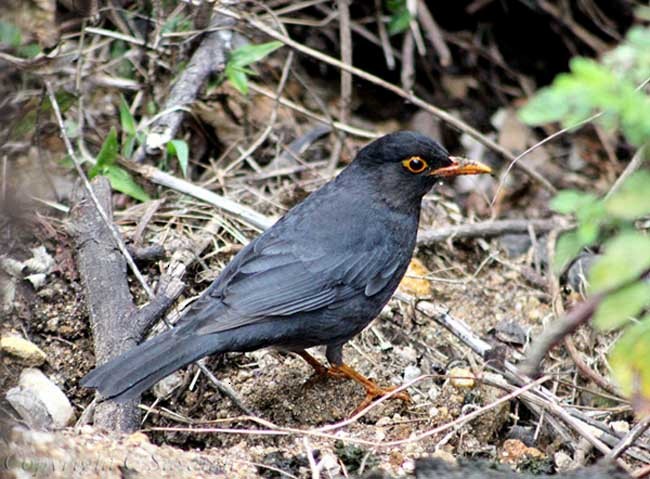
[350,131,492,210]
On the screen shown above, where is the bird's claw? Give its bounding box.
[350,384,411,417]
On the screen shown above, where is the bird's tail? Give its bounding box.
[80,325,220,402]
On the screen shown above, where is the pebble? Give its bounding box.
[610,420,630,434]
[403,365,422,384]
[153,371,184,399]
[1,335,47,366]
[448,367,475,389]
[6,368,73,429]
[501,438,544,464]
[554,451,574,471]
[318,453,340,475]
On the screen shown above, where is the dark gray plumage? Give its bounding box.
[81,131,490,404]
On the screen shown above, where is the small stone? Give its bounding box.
[427,385,441,400]
[448,367,475,389]
[501,438,544,464]
[1,336,47,366]
[566,254,600,291]
[25,273,46,289]
[153,371,184,399]
[394,346,418,364]
[499,234,531,257]
[376,416,391,427]
[318,453,340,475]
[427,407,439,418]
[23,246,55,274]
[610,420,630,434]
[402,458,415,473]
[403,365,421,384]
[554,451,574,472]
[6,368,73,429]
[507,425,536,447]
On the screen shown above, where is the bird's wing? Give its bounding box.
[191,232,406,335]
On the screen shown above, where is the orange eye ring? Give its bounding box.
[402,156,428,174]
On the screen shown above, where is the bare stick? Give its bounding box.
[248,83,378,138]
[519,294,603,378]
[417,0,451,66]
[127,162,274,230]
[374,0,395,69]
[605,144,647,199]
[417,218,560,245]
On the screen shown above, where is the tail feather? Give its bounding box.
[81,328,219,402]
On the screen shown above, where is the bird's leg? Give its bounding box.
[296,350,329,376]
[325,344,410,415]
[328,363,411,415]
[296,351,347,379]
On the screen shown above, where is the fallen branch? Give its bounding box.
[417,218,561,246]
[126,162,275,230]
[71,177,141,432]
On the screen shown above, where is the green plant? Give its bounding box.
[0,20,40,58]
[225,41,283,95]
[119,95,189,177]
[88,127,150,202]
[520,26,650,413]
[385,0,411,35]
[166,139,189,178]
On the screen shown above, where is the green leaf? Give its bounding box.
[554,230,587,274]
[228,41,283,68]
[593,282,650,330]
[388,9,411,35]
[605,170,650,220]
[119,95,137,136]
[589,232,650,293]
[609,315,650,412]
[518,35,650,147]
[167,139,189,178]
[0,20,22,48]
[89,127,119,177]
[16,43,40,58]
[550,190,598,214]
[122,135,137,158]
[226,66,249,95]
[103,165,150,202]
[385,0,411,35]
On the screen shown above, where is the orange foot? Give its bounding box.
[296,351,410,415]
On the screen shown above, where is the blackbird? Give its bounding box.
[81,131,491,413]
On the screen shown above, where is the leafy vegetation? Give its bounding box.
[88,127,150,202]
[520,27,650,413]
[225,41,283,95]
[385,0,411,35]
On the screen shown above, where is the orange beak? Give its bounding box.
[429,156,492,177]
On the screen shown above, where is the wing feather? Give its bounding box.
[193,222,409,335]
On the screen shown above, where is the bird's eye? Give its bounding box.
[402,156,428,174]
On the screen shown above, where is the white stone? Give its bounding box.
[6,368,73,429]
